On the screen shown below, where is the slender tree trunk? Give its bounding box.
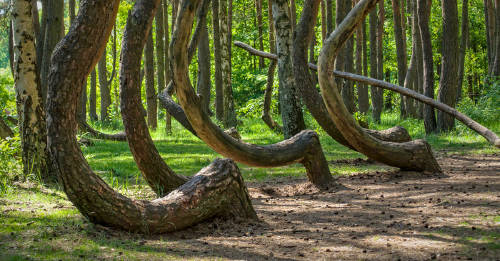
[163,0,172,134]
[326,0,333,35]
[145,30,157,129]
[492,0,500,76]
[9,22,14,77]
[98,50,111,121]
[342,10,357,114]
[89,69,98,121]
[374,1,385,120]
[11,0,49,180]
[36,0,47,77]
[335,0,348,92]
[369,7,381,122]
[321,0,327,41]
[221,0,237,128]
[437,0,460,132]
[155,1,167,129]
[213,0,224,121]
[197,16,212,115]
[418,0,437,133]
[272,0,306,139]
[72,0,87,125]
[457,0,469,103]
[290,0,297,32]
[485,0,495,74]
[415,2,424,118]
[256,0,265,69]
[31,0,40,44]
[403,0,417,118]
[392,0,407,118]
[359,15,369,113]
[40,0,64,102]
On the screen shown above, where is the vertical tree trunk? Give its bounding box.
[418,0,437,133]
[290,0,297,32]
[31,0,40,44]
[213,0,224,122]
[392,0,408,118]
[272,0,306,139]
[326,0,333,35]
[335,0,347,92]
[145,30,157,129]
[221,0,237,128]
[373,1,385,120]
[163,0,172,134]
[89,69,98,121]
[9,22,14,76]
[437,0,460,132]
[71,0,87,124]
[256,0,265,69]
[403,0,417,118]
[415,2,424,118]
[98,50,111,122]
[36,0,47,77]
[359,15,370,114]
[11,0,49,180]
[321,0,327,42]
[342,0,357,114]
[197,16,212,115]
[369,7,382,122]
[492,0,500,76]
[40,0,64,102]
[456,0,469,103]
[155,1,167,129]
[485,0,496,74]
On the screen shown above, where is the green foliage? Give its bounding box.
[458,78,500,125]
[0,68,15,114]
[0,134,21,195]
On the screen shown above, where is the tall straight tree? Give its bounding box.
[11,0,49,180]
[255,0,265,69]
[145,30,157,129]
[89,69,98,121]
[392,0,408,118]
[272,0,306,138]
[40,0,64,102]
[369,5,382,122]
[492,0,500,76]
[213,0,224,121]
[155,1,168,129]
[197,10,212,115]
[163,0,172,133]
[341,0,357,113]
[359,15,370,114]
[456,0,469,103]
[418,0,437,133]
[98,50,111,121]
[220,0,237,127]
[375,1,384,116]
[437,0,460,132]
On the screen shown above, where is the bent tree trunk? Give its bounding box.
[46,0,255,234]
[317,0,441,173]
[171,0,335,189]
[120,0,188,195]
[12,0,49,180]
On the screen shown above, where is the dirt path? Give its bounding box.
[150,153,499,260]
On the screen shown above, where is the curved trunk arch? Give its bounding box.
[170,0,335,189]
[46,0,255,234]
[317,0,441,173]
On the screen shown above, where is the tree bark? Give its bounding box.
[403,0,417,118]
[89,69,98,121]
[220,0,237,128]
[373,1,384,121]
[171,0,336,189]
[356,0,368,114]
[392,0,408,118]
[197,17,212,115]
[272,0,306,139]
[0,117,14,140]
[11,0,49,180]
[369,6,381,122]
[326,0,333,35]
[417,0,437,133]
[9,22,14,77]
[321,0,327,42]
[456,0,469,103]
[256,0,265,69]
[318,0,442,173]
[98,50,111,122]
[145,30,158,129]
[155,1,168,132]
[163,0,173,134]
[213,0,224,122]
[437,0,460,132]
[40,0,64,102]
[360,15,370,113]
[36,0,47,77]
[492,0,500,76]
[47,0,256,233]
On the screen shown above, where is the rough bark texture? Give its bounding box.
[373,1,385,121]
[360,16,370,113]
[0,117,14,140]
[163,0,173,134]
[392,0,408,118]
[272,0,306,139]
[437,0,460,132]
[40,0,64,102]
[12,0,49,180]
[155,3,168,130]
[213,0,224,122]
[417,0,437,134]
[220,0,237,128]
[369,7,381,122]
[197,17,212,115]
[47,0,256,234]
[317,0,442,173]
[89,69,98,121]
[355,0,368,114]
[145,30,158,129]
[456,0,469,103]
[171,0,335,189]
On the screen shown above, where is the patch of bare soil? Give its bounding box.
[109,153,500,260]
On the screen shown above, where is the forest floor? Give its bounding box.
[0,152,498,260]
[1,116,499,260]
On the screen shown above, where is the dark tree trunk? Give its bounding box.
[40,0,64,102]
[360,15,369,113]
[8,22,14,77]
[417,0,437,134]
[318,0,442,173]
[492,0,500,76]
[197,16,212,115]
[369,7,381,122]
[355,0,368,114]
[272,0,306,139]
[221,0,237,128]
[415,3,425,118]
[326,0,333,35]
[163,0,173,134]
[403,0,417,118]
[155,1,168,130]
[98,50,111,122]
[256,0,265,69]
[335,0,348,92]
[373,1,385,121]
[36,0,47,77]
[213,0,224,122]
[89,69,98,121]
[321,0,327,41]
[456,0,469,103]
[437,0,460,132]
[145,30,157,129]
[392,0,408,118]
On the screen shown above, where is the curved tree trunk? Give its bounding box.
[47,0,256,234]
[272,0,306,139]
[417,0,437,134]
[317,0,441,173]
[171,0,335,189]
[12,0,49,180]
[437,0,460,132]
